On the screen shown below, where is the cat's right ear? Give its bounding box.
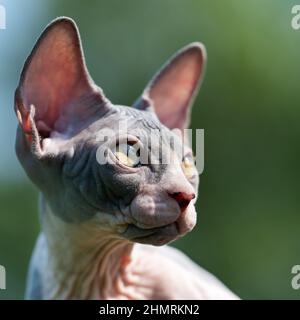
[133,43,206,132]
[15,17,109,152]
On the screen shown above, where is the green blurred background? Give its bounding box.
[0,0,300,299]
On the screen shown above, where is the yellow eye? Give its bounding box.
[115,143,140,167]
[182,155,196,178]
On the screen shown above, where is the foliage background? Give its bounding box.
[0,0,299,299]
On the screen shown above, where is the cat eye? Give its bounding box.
[114,143,141,168]
[182,155,196,178]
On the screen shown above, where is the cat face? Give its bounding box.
[15,18,206,245]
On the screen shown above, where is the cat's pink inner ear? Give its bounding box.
[16,18,102,138]
[144,43,206,131]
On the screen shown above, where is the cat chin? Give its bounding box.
[120,215,195,246]
[122,223,179,246]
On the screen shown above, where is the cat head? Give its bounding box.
[15,18,206,246]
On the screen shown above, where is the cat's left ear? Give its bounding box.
[133,42,206,131]
[15,17,108,145]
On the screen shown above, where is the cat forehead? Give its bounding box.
[89,105,172,138]
[114,105,163,130]
[73,105,187,154]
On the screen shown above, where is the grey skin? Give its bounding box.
[15,17,238,299]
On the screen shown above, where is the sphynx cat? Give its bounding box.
[14,17,237,300]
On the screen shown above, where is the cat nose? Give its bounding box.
[169,192,195,212]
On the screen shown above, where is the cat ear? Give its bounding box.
[133,43,206,131]
[15,17,108,143]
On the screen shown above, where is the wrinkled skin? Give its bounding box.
[15,17,238,299]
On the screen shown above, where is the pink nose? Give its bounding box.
[169,192,195,212]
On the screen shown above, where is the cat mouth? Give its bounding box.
[121,221,184,246]
[121,204,197,246]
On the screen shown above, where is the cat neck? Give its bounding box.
[38,198,136,299]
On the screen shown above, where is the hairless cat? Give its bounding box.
[14,17,238,299]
